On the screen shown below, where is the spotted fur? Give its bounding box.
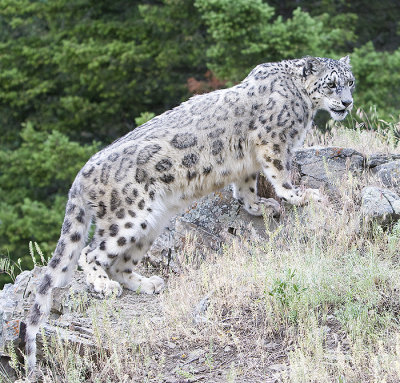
[26,56,355,373]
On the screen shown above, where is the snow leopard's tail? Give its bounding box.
[25,183,92,374]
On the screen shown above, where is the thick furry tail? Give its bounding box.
[25,187,92,374]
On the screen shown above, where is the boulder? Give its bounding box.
[361,186,400,226]
[366,153,400,169]
[0,267,97,363]
[147,185,281,271]
[294,147,365,189]
[371,160,400,189]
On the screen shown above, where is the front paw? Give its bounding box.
[148,275,165,294]
[280,187,322,206]
[303,188,322,203]
[260,197,281,217]
[244,197,281,217]
[140,275,165,294]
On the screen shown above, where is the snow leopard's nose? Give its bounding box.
[342,100,352,108]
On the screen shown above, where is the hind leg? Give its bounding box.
[78,218,135,297]
[81,205,168,296]
[108,232,165,294]
[79,245,123,297]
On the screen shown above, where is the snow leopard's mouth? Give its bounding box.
[330,108,347,115]
[328,107,349,121]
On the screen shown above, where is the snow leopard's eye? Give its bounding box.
[348,80,354,87]
[327,82,336,89]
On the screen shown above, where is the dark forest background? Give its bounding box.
[1,0,400,287]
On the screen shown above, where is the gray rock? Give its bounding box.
[183,349,206,364]
[0,355,17,381]
[269,363,288,372]
[178,189,241,236]
[192,292,213,324]
[0,269,38,351]
[294,147,365,189]
[148,188,270,268]
[0,266,95,360]
[371,160,400,189]
[367,153,400,169]
[361,186,400,225]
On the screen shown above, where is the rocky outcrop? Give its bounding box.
[366,153,400,169]
[0,267,95,363]
[1,146,400,380]
[371,160,400,189]
[294,147,365,189]
[361,186,400,225]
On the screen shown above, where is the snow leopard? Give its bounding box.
[25,55,355,373]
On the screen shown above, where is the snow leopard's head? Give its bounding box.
[304,56,355,121]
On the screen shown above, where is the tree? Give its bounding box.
[351,42,400,118]
[0,123,99,286]
[0,0,207,147]
[195,0,356,82]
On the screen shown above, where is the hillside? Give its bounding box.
[2,121,400,382]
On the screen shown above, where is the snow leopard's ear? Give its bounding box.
[339,55,351,66]
[302,56,323,77]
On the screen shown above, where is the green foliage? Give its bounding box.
[0,123,99,197]
[0,0,206,147]
[134,112,156,127]
[195,0,356,81]
[267,269,307,323]
[195,0,275,81]
[0,124,99,286]
[351,42,400,119]
[137,0,207,99]
[267,0,400,50]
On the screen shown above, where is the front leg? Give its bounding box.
[232,173,280,217]
[258,149,321,206]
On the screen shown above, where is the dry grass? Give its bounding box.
[4,113,400,383]
[161,200,400,382]
[307,107,400,155]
